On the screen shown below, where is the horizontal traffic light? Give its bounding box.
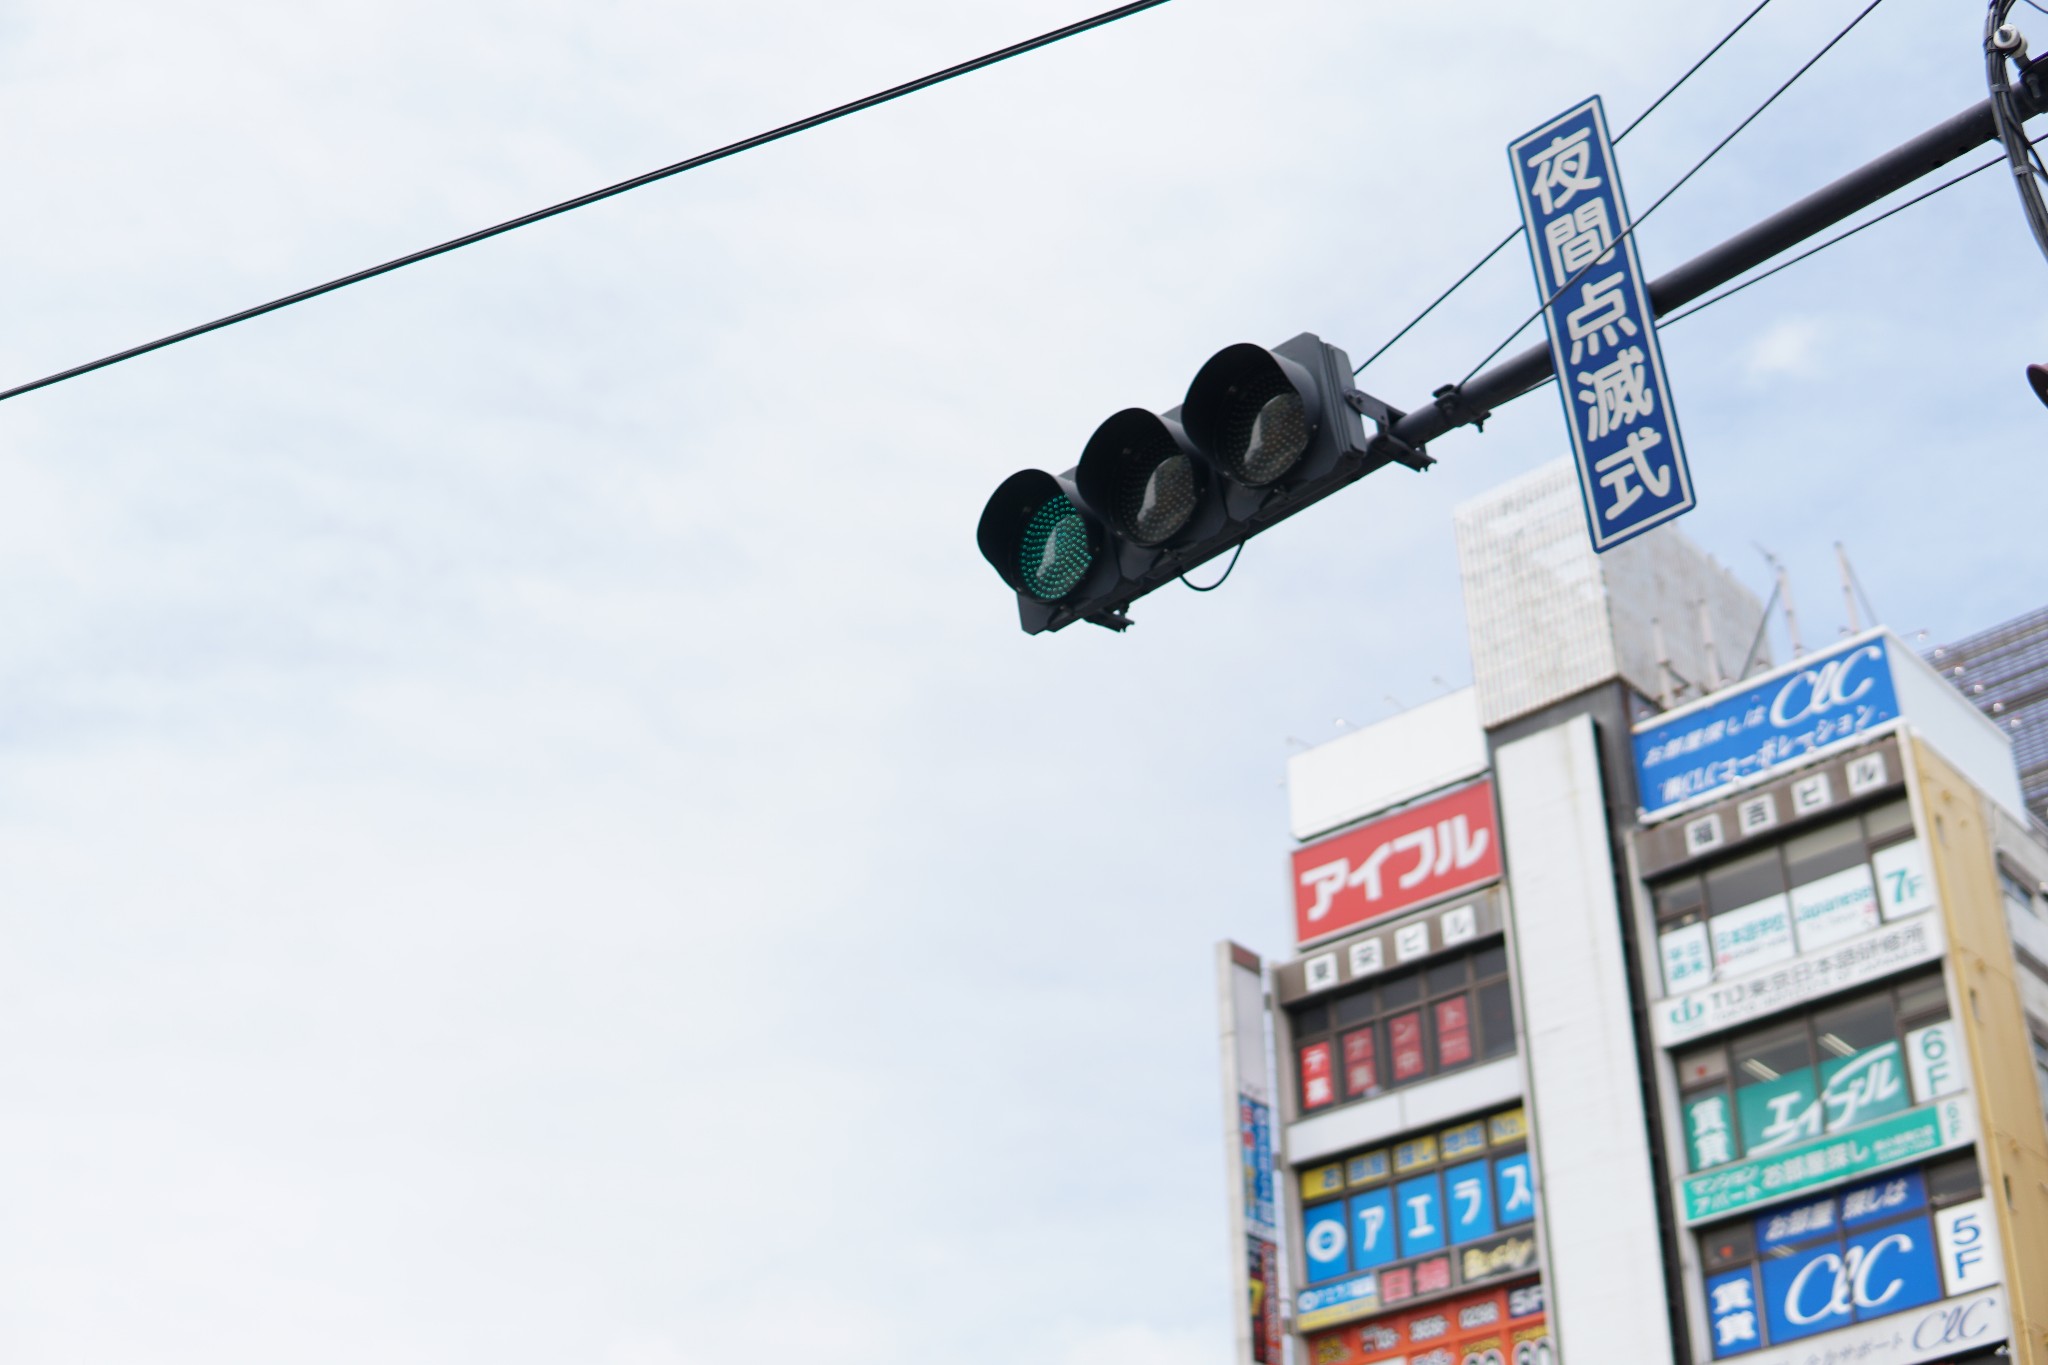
[978,333,1431,634]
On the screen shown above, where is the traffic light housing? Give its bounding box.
[977,333,1430,634]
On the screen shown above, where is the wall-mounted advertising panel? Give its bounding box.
[1276,893,1503,1005]
[1217,943,1282,1365]
[1681,1096,1975,1224]
[1305,1279,1548,1365]
[1294,1108,1536,1332]
[1292,781,1501,949]
[1633,633,1901,819]
[1694,1153,2007,1363]
[1285,939,1517,1118]
[1655,915,1944,1048]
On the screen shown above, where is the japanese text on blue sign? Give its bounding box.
[1508,97,1695,551]
[1632,635,1900,818]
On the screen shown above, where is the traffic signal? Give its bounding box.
[977,333,1430,634]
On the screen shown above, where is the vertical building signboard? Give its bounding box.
[1508,95,1694,552]
[1219,941,1282,1365]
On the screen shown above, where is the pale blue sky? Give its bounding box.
[0,2,2038,1361]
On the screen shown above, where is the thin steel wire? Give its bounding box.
[1351,0,1779,377]
[0,0,1177,407]
[1456,0,1890,387]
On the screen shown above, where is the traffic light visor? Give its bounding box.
[1076,409,1209,547]
[1181,344,1317,487]
[977,469,1102,602]
[2029,363,2048,408]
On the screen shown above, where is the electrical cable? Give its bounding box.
[1987,0,2048,264]
[1657,135,2048,326]
[1179,540,1243,592]
[0,0,1176,407]
[1351,0,1779,377]
[1455,0,1889,388]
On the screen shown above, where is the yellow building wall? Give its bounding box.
[1912,736,2048,1365]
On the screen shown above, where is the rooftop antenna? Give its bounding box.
[1653,617,1676,708]
[1698,600,1726,692]
[1834,542,1881,632]
[1737,571,1783,679]
[1754,545,1804,658]
[1835,542,1862,633]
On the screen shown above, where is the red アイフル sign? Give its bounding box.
[1291,780,1500,948]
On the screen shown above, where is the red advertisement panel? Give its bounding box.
[1291,780,1500,947]
[1306,1281,1544,1365]
[1342,1027,1377,1098]
[1299,1041,1335,1111]
[1434,997,1473,1067]
[1413,1255,1452,1295]
[1388,1012,1425,1082]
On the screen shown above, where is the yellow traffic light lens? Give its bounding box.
[1235,391,1309,484]
[1122,453,1197,544]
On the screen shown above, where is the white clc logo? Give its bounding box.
[1783,1233,1913,1325]
[1768,644,1885,727]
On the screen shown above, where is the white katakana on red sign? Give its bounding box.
[1290,780,1502,948]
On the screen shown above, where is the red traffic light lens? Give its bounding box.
[1182,344,1319,487]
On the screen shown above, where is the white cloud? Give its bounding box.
[1744,317,1825,380]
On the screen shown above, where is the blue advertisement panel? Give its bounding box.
[1348,1186,1398,1271]
[1302,1201,1350,1284]
[1840,1169,1925,1228]
[1494,1151,1535,1226]
[1705,1267,1763,1358]
[1632,635,1901,817]
[1443,1158,1496,1243]
[1508,95,1694,552]
[1842,1215,1941,1318]
[1394,1173,1446,1257]
[1724,1177,1950,1358]
[1754,1195,1836,1253]
[1241,1098,1276,1237]
[1761,1240,1855,1344]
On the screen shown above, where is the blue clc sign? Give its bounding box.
[1508,96,1695,552]
[1760,1214,1942,1344]
[1632,634,1901,817]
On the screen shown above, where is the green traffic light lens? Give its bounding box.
[1018,495,1096,601]
[1235,390,1310,485]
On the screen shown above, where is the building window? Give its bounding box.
[1697,1153,1980,1358]
[1673,972,1950,1174]
[1291,942,1515,1116]
[1650,800,1930,997]
[2032,1032,2048,1126]
[2000,866,2041,921]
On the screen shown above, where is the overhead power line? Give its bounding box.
[1658,129,2048,326]
[1455,0,1891,387]
[1352,0,1780,377]
[0,0,1176,407]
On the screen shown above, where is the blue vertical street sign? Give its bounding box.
[1508,97,1695,551]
